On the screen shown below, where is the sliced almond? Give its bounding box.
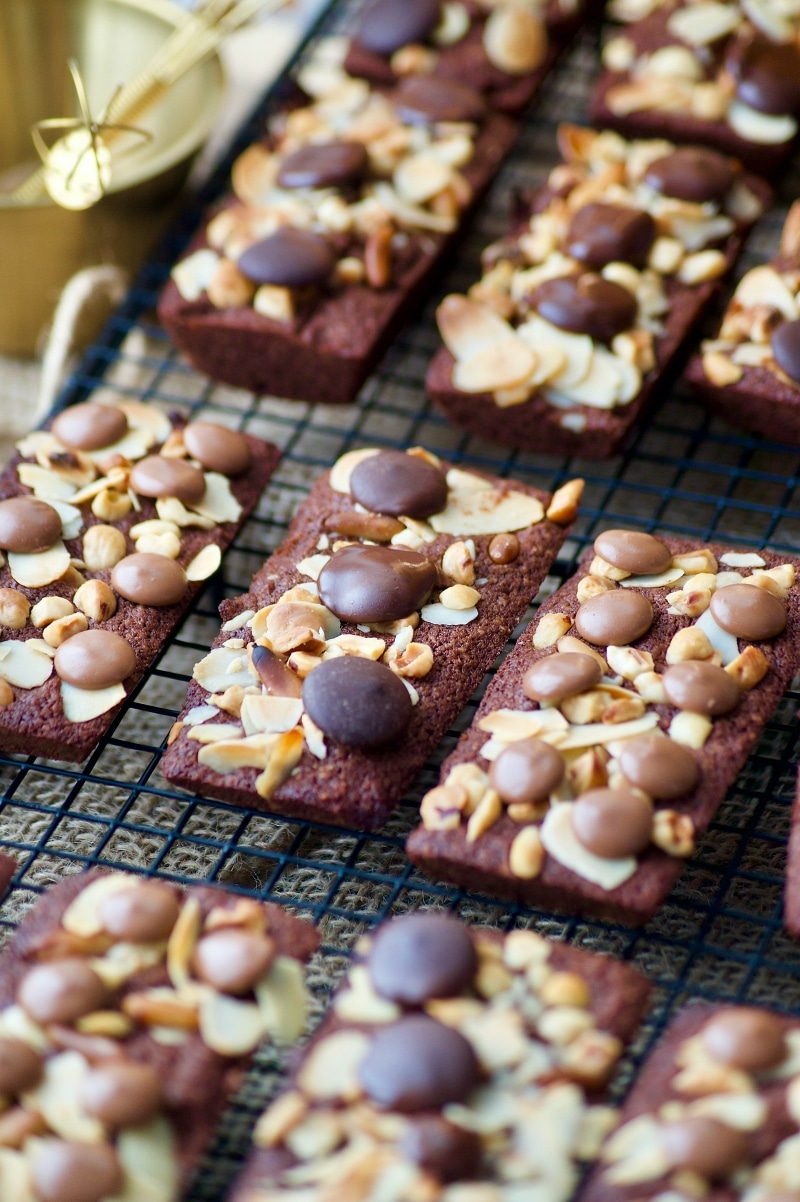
[114,1116,180,1202]
[453,336,536,394]
[394,152,452,204]
[255,728,304,800]
[517,316,593,389]
[420,602,478,625]
[436,294,514,361]
[187,723,245,743]
[296,1029,370,1101]
[541,803,639,889]
[0,640,55,688]
[430,483,544,536]
[619,566,684,589]
[16,463,77,501]
[199,989,267,1056]
[189,472,242,525]
[666,2,740,46]
[240,694,304,735]
[60,681,126,723]
[728,100,797,146]
[193,646,257,693]
[7,541,71,589]
[186,543,222,582]
[23,1051,104,1143]
[296,553,330,581]
[198,732,277,773]
[255,955,309,1044]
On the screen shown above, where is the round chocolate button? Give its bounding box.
[392,75,487,125]
[593,529,672,576]
[358,1014,480,1111]
[523,651,603,703]
[353,0,442,56]
[80,1061,164,1129]
[18,959,109,1026]
[368,912,478,1004]
[709,582,787,641]
[277,141,369,190]
[0,496,62,554]
[570,786,653,859]
[401,1117,483,1183]
[660,1116,750,1179]
[565,203,656,270]
[193,929,276,995]
[772,319,800,384]
[701,1007,787,1074]
[618,734,699,800]
[317,544,437,624]
[644,147,736,204]
[32,1139,123,1202]
[530,274,636,342]
[730,36,800,117]
[99,881,180,942]
[349,450,448,519]
[0,1037,43,1095]
[238,228,336,288]
[51,403,128,452]
[574,590,654,647]
[54,629,136,690]
[111,553,188,608]
[302,655,413,747]
[183,422,252,477]
[129,456,206,503]
[489,738,564,806]
[662,661,740,716]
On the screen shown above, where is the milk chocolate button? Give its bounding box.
[0,496,62,554]
[0,1037,43,1094]
[644,147,736,203]
[317,544,437,624]
[565,203,656,270]
[618,734,699,800]
[32,1139,123,1202]
[530,274,636,342]
[183,421,251,477]
[18,959,109,1025]
[662,661,740,715]
[593,529,672,576]
[302,655,413,746]
[731,36,800,116]
[129,455,206,503]
[80,1061,164,1129]
[359,1015,480,1111]
[523,651,603,703]
[392,75,487,124]
[278,142,368,191]
[660,1116,750,1179]
[701,1007,787,1073]
[353,0,441,56]
[54,629,136,690]
[709,581,787,641]
[51,402,128,451]
[349,450,448,519]
[238,228,336,288]
[772,320,800,384]
[570,786,653,859]
[111,552,188,607]
[489,738,564,806]
[368,913,478,1004]
[574,590,654,647]
[193,929,276,995]
[401,1117,483,1183]
[99,881,180,942]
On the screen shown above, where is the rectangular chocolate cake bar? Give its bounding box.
[0,869,318,1200]
[228,910,651,1202]
[407,529,800,925]
[0,397,279,761]
[161,446,582,830]
[425,123,769,459]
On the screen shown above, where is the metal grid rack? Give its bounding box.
[2,8,800,1198]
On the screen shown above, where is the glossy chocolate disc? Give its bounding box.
[401,1117,483,1183]
[565,203,656,269]
[701,1006,787,1073]
[18,959,109,1025]
[51,403,128,451]
[0,496,61,554]
[570,786,653,859]
[0,1037,43,1095]
[392,75,487,124]
[238,228,336,288]
[111,553,188,608]
[772,319,800,383]
[302,655,413,746]
[349,450,448,519]
[530,274,637,342]
[193,929,276,995]
[730,35,800,117]
[54,629,136,690]
[489,738,564,806]
[523,651,603,703]
[709,582,786,641]
[129,455,206,503]
[573,589,654,647]
[593,529,672,576]
[277,141,369,190]
[660,1116,750,1179]
[317,544,437,624]
[662,660,741,716]
[80,1061,164,1129]
[644,147,736,203]
[368,912,478,1003]
[353,0,442,56]
[31,1140,123,1202]
[358,1014,480,1111]
[99,881,180,942]
[618,734,699,800]
[183,422,252,477]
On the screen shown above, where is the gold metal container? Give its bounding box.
[0,0,224,356]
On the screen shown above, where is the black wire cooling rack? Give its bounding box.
[3,6,800,1198]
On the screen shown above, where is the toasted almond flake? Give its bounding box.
[187,724,245,743]
[167,897,201,991]
[296,554,330,581]
[420,602,478,625]
[193,646,257,693]
[694,607,740,665]
[0,640,55,688]
[297,1029,371,1101]
[619,566,684,589]
[301,712,327,759]
[189,472,242,525]
[62,873,138,937]
[556,712,659,751]
[7,541,71,589]
[436,294,514,360]
[394,152,452,204]
[728,100,797,145]
[23,1051,104,1143]
[256,955,309,1044]
[430,485,544,537]
[172,249,220,301]
[688,1092,767,1130]
[542,803,639,889]
[720,552,766,568]
[453,337,537,393]
[518,316,593,389]
[183,706,219,726]
[186,544,222,582]
[373,181,458,232]
[199,989,267,1056]
[666,2,740,45]
[668,710,712,749]
[329,448,380,493]
[742,0,794,41]
[156,497,215,530]
[197,732,277,773]
[241,694,304,735]
[16,463,77,501]
[478,707,569,742]
[60,681,126,723]
[256,728,304,800]
[114,1115,179,1202]
[222,610,255,632]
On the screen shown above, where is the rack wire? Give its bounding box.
[2,7,800,1198]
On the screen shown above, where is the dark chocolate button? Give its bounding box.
[251,645,302,697]
[0,1037,43,1095]
[368,912,478,1004]
[618,734,699,800]
[0,496,62,554]
[349,450,448,519]
[277,141,369,190]
[523,651,603,703]
[574,590,654,646]
[593,529,672,576]
[129,455,206,503]
[730,36,800,117]
[489,738,564,806]
[192,929,276,995]
[644,147,736,203]
[302,655,413,746]
[392,75,487,125]
[660,1116,750,1179]
[701,1007,787,1073]
[80,1061,164,1129]
[353,0,442,56]
[238,228,335,288]
[772,320,800,383]
[317,544,437,624]
[31,1139,123,1202]
[52,403,128,452]
[570,786,653,859]
[709,581,787,641]
[662,661,741,716]
[54,629,136,691]
[358,1014,480,1111]
[530,274,636,342]
[565,203,656,270]
[183,422,252,477]
[99,881,180,942]
[401,1117,483,1183]
[111,553,188,608]
[18,959,109,1026]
